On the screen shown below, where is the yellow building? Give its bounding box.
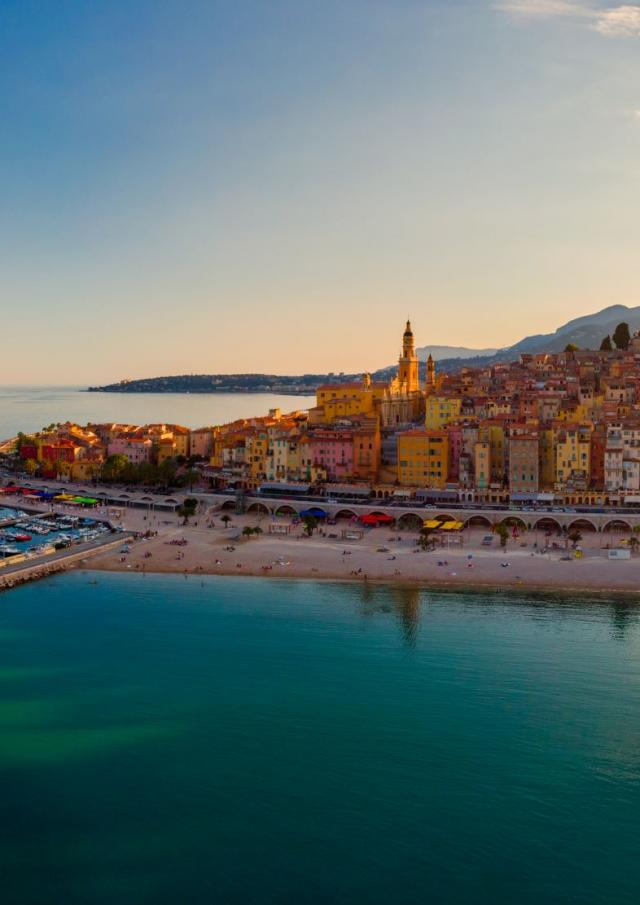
[478,422,506,485]
[156,437,178,464]
[315,320,429,428]
[382,320,426,427]
[171,426,190,458]
[266,427,303,483]
[314,373,386,424]
[425,396,462,430]
[70,460,101,482]
[555,423,592,488]
[246,431,269,487]
[397,430,449,488]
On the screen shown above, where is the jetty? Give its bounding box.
[0,534,133,592]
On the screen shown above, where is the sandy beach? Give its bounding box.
[77,501,640,594]
[3,491,640,593]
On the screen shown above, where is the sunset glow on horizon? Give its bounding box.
[2,0,639,383]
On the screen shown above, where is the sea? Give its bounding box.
[1,572,640,904]
[2,388,640,903]
[0,386,316,439]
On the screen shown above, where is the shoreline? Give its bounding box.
[3,492,640,598]
[79,562,640,598]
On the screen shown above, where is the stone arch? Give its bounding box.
[397,512,423,530]
[221,500,237,511]
[534,516,562,533]
[498,516,527,530]
[366,510,391,519]
[247,502,270,515]
[334,509,358,521]
[274,505,297,517]
[434,513,455,523]
[603,519,632,533]
[568,518,597,533]
[464,515,492,528]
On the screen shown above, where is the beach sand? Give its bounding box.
[81,504,640,594]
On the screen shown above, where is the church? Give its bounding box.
[380,320,434,427]
[312,319,435,428]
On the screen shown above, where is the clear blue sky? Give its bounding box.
[1,0,639,383]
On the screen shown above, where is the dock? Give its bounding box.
[0,534,133,592]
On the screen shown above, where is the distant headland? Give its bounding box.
[87,374,357,395]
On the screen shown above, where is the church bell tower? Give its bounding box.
[398,320,419,393]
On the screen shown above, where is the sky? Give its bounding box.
[1,0,639,384]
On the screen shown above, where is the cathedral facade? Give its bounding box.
[380,321,428,428]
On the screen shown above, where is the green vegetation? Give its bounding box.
[567,528,582,548]
[87,373,348,395]
[177,498,198,523]
[302,514,318,537]
[600,335,612,351]
[23,458,38,476]
[495,523,509,548]
[418,525,436,550]
[612,322,631,350]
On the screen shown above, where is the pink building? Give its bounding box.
[108,435,153,465]
[304,430,354,481]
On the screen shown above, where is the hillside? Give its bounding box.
[89,305,640,393]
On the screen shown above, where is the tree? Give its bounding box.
[495,523,509,548]
[158,458,177,490]
[183,469,199,492]
[101,454,129,482]
[567,528,582,548]
[629,536,639,555]
[600,335,612,351]
[564,343,579,353]
[178,497,198,524]
[221,514,232,527]
[24,458,38,476]
[56,460,72,479]
[419,526,435,550]
[613,322,631,351]
[302,514,318,537]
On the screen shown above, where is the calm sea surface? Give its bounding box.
[0,386,315,438]
[1,572,639,904]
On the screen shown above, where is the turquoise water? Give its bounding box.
[1,573,640,904]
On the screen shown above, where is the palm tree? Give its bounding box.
[56,460,72,481]
[495,523,509,548]
[221,514,232,528]
[567,529,582,549]
[302,515,318,537]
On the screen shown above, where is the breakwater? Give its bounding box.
[0,535,132,592]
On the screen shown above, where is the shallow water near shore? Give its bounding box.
[1,572,640,904]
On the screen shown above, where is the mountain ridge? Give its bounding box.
[89,304,640,393]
